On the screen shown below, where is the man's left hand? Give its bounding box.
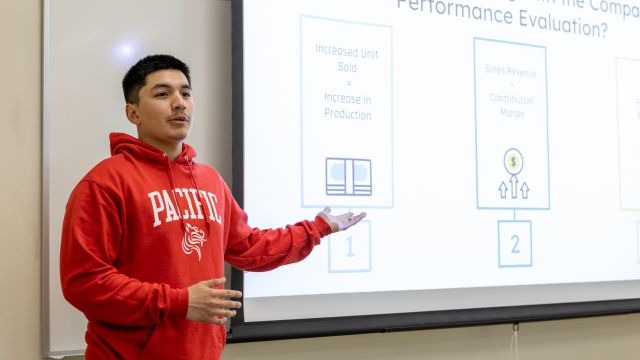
[317,207,367,233]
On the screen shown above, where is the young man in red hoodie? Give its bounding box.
[60,54,365,360]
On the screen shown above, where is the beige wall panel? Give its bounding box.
[0,0,42,359]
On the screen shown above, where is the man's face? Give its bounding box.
[126,69,194,150]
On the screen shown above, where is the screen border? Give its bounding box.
[227,0,640,343]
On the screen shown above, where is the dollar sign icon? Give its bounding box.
[504,148,523,175]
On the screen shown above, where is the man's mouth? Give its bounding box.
[169,115,190,123]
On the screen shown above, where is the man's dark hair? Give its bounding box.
[122,54,191,104]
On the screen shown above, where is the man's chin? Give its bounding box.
[170,129,191,142]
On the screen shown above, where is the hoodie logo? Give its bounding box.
[182,223,207,261]
[148,188,223,227]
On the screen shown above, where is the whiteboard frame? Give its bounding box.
[42,0,53,356]
[42,0,85,356]
[42,0,80,357]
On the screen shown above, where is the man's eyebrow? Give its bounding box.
[150,83,192,90]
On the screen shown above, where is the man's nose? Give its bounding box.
[172,93,187,109]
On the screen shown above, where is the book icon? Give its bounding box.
[325,157,372,196]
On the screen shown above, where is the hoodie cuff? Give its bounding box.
[168,288,189,320]
[314,216,333,237]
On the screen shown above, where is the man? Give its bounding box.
[60,54,366,359]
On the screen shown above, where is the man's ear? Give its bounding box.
[125,103,141,125]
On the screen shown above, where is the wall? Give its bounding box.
[2,0,640,359]
[0,0,42,359]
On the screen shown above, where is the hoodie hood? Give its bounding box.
[109,132,197,164]
[109,132,203,237]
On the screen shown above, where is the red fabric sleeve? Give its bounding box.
[223,194,332,272]
[60,180,188,326]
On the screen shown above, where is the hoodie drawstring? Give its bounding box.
[186,157,211,237]
[164,154,187,233]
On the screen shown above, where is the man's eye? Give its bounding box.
[182,92,192,98]
[154,92,168,97]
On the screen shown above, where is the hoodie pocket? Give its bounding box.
[136,322,168,360]
[137,320,225,360]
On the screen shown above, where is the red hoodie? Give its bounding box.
[60,133,331,359]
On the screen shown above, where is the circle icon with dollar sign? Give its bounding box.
[504,148,524,175]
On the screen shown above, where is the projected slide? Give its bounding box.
[241,0,640,321]
[300,15,393,208]
[474,38,549,268]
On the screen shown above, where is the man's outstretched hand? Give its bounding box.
[186,278,242,325]
[317,207,367,233]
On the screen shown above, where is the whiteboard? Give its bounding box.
[43,0,231,356]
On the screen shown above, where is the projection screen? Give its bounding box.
[230,0,640,341]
